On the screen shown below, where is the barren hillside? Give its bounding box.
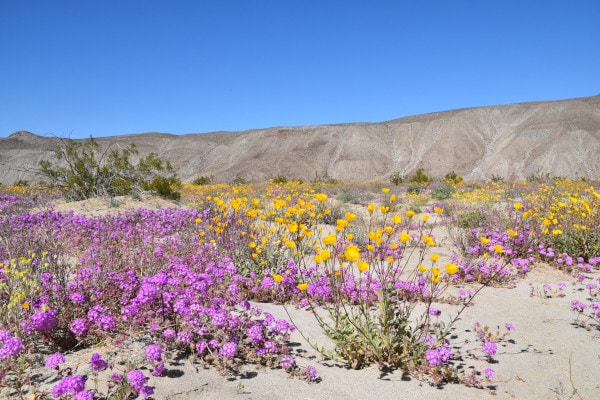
[2,95,599,184]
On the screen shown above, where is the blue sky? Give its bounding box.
[1,1,599,138]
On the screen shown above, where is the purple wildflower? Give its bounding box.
[74,391,94,400]
[51,375,86,397]
[97,315,116,330]
[247,325,263,342]
[219,341,238,358]
[505,323,515,331]
[279,354,295,369]
[163,328,176,339]
[70,318,90,336]
[90,353,108,371]
[126,369,147,390]
[151,362,165,376]
[45,353,66,369]
[139,385,154,398]
[0,337,23,359]
[69,292,86,304]
[146,344,162,361]
[482,341,497,357]
[303,365,318,382]
[29,308,58,331]
[483,368,495,378]
[176,330,194,343]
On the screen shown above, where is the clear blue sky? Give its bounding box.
[1,1,599,138]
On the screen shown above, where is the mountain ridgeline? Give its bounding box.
[2,95,600,185]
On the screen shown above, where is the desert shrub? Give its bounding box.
[232,176,249,185]
[409,168,430,184]
[389,171,404,186]
[335,187,374,205]
[271,174,288,184]
[491,174,504,183]
[406,185,421,195]
[522,183,600,260]
[39,137,181,201]
[192,175,214,185]
[311,172,339,185]
[13,180,29,187]
[457,209,487,228]
[430,184,455,201]
[443,171,463,185]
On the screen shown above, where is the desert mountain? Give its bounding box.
[2,95,600,185]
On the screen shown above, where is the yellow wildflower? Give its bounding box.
[406,210,416,218]
[357,260,369,272]
[345,212,356,222]
[445,263,458,275]
[297,283,308,291]
[273,274,284,283]
[344,245,360,262]
[400,232,411,243]
[315,193,328,203]
[430,253,439,263]
[323,234,337,246]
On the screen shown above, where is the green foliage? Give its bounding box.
[443,171,463,185]
[311,172,339,185]
[192,175,214,185]
[457,209,487,228]
[39,137,181,201]
[491,174,504,183]
[526,169,555,183]
[430,184,455,201]
[13,180,29,187]
[335,188,374,205]
[271,174,288,184]
[389,171,404,186]
[553,231,600,261]
[406,185,421,195]
[232,176,249,185]
[409,168,430,184]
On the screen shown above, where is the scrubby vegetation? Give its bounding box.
[0,178,598,398]
[39,137,182,201]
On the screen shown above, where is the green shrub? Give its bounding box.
[39,136,181,201]
[457,209,487,228]
[409,168,430,184]
[406,186,421,195]
[271,174,288,184]
[491,174,504,183]
[192,175,214,185]
[232,176,249,185]
[389,172,404,186]
[443,171,463,185]
[430,184,455,200]
[336,188,374,205]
